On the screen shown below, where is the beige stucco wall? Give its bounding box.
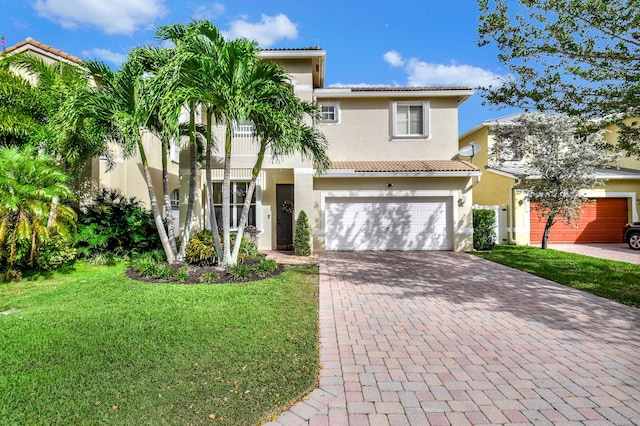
[318,97,461,161]
[91,133,180,216]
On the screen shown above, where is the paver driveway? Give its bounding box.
[267,251,640,426]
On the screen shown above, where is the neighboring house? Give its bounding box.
[1,38,180,216]
[199,48,480,252]
[459,113,640,245]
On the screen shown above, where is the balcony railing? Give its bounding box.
[211,125,271,157]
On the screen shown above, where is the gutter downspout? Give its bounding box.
[509,180,520,245]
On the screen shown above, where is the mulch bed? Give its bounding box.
[126,258,285,285]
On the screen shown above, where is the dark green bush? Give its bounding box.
[473,209,497,251]
[252,258,278,277]
[293,210,311,256]
[229,264,251,281]
[76,189,162,257]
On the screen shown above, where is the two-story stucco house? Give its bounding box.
[460,114,640,245]
[200,48,480,253]
[4,39,479,253]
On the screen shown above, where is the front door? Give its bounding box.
[276,184,294,250]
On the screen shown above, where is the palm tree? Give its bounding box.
[229,68,330,263]
[0,146,76,267]
[155,21,228,262]
[157,20,331,266]
[0,54,110,181]
[84,58,178,263]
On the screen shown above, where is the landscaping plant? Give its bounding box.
[76,188,162,258]
[473,209,496,251]
[293,210,311,256]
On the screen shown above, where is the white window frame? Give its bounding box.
[390,101,430,139]
[171,189,180,209]
[169,138,180,164]
[319,101,340,124]
[212,181,259,230]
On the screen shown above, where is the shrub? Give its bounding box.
[252,258,278,277]
[34,235,77,270]
[185,230,218,266]
[293,210,311,256]
[473,209,497,251]
[229,264,251,281]
[175,266,190,282]
[0,268,21,283]
[76,189,162,257]
[88,253,117,266]
[184,231,257,266]
[200,271,220,284]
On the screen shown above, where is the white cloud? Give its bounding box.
[222,13,298,47]
[82,48,126,65]
[192,2,225,20]
[383,50,505,88]
[382,50,404,68]
[33,0,168,35]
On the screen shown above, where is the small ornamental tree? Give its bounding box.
[293,210,311,256]
[489,113,614,249]
[473,209,496,251]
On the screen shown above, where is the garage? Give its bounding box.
[325,196,452,250]
[530,198,628,243]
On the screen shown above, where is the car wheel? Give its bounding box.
[628,232,640,250]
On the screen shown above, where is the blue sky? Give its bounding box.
[0,0,521,135]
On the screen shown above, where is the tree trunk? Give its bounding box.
[541,212,556,250]
[139,141,176,263]
[204,110,222,262]
[161,137,178,255]
[230,144,265,263]
[178,102,198,260]
[222,123,232,266]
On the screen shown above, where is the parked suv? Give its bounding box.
[623,222,640,250]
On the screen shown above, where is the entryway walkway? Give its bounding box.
[266,251,640,425]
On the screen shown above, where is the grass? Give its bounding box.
[0,261,319,425]
[473,245,640,307]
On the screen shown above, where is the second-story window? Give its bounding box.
[391,101,429,139]
[319,102,339,124]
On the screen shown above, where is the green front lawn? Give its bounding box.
[0,262,319,425]
[473,245,640,307]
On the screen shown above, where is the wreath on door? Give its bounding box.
[282,200,294,214]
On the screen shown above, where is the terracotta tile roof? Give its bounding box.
[348,86,473,92]
[327,160,479,173]
[262,46,323,51]
[1,38,83,64]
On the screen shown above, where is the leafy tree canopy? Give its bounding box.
[478,0,640,156]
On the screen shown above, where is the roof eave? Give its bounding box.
[314,88,474,99]
[318,170,482,178]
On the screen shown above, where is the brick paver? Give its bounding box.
[265,251,640,425]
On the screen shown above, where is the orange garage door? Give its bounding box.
[530,198,628,243]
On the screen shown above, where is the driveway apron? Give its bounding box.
[267,251,640,425]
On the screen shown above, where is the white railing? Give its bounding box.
[210,125,271,157]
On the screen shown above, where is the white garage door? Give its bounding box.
[325,197,452,250]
